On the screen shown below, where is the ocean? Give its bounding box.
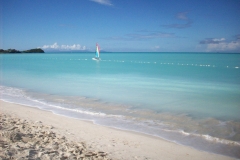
[0,52,240,158]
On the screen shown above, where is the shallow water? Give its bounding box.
[0,53,240,158]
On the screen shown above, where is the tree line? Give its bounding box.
[0,48,44,53]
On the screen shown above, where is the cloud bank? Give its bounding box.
[90,0,113,6]
[106,31,176,41]
[200,38,226,44]
[162,12,193,29]
[40,43,86,51]
[200,37,240,52]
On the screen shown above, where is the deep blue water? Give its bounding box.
[0,52,240,158]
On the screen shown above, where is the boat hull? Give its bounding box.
[92,57,100,61]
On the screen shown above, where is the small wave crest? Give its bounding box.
[177,130,240,146]
[201,134,240,146]
[29,98,107,116]
[1,85,240,158]
[0,86,26,97]
[161,128,240,147]
[0,85,123,119]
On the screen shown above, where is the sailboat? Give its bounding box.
[92,43,100,61]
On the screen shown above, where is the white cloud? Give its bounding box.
[127,32,175,39]
[200,38,226,44]
[162,11,193,29]
[200,37,240,52]
[61,44,86,50]
[90,0,113,6]
[106,31,176,41]
[42,42,59,49]
[41,42,87,51]
[151,45,161,51]
[213,38,226,42]
[206,41,240,52]
[176,12,189,20]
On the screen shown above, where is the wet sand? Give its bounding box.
[0,100,235,160]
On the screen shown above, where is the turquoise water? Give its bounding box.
[0,53,240,158]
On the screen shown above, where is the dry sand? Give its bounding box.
[0,100,236,160]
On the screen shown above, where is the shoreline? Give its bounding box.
[0,100,236,160]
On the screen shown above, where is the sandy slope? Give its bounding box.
[0,100,235,160]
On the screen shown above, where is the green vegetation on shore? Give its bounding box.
[0,48,44,53]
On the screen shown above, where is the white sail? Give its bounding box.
[92,43,100,60]
[96,43,100,58]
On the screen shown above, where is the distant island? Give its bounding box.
[0,48,44,53]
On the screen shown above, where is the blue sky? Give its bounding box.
[1,0,240,52]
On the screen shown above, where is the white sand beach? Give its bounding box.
[0,100,235,160]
